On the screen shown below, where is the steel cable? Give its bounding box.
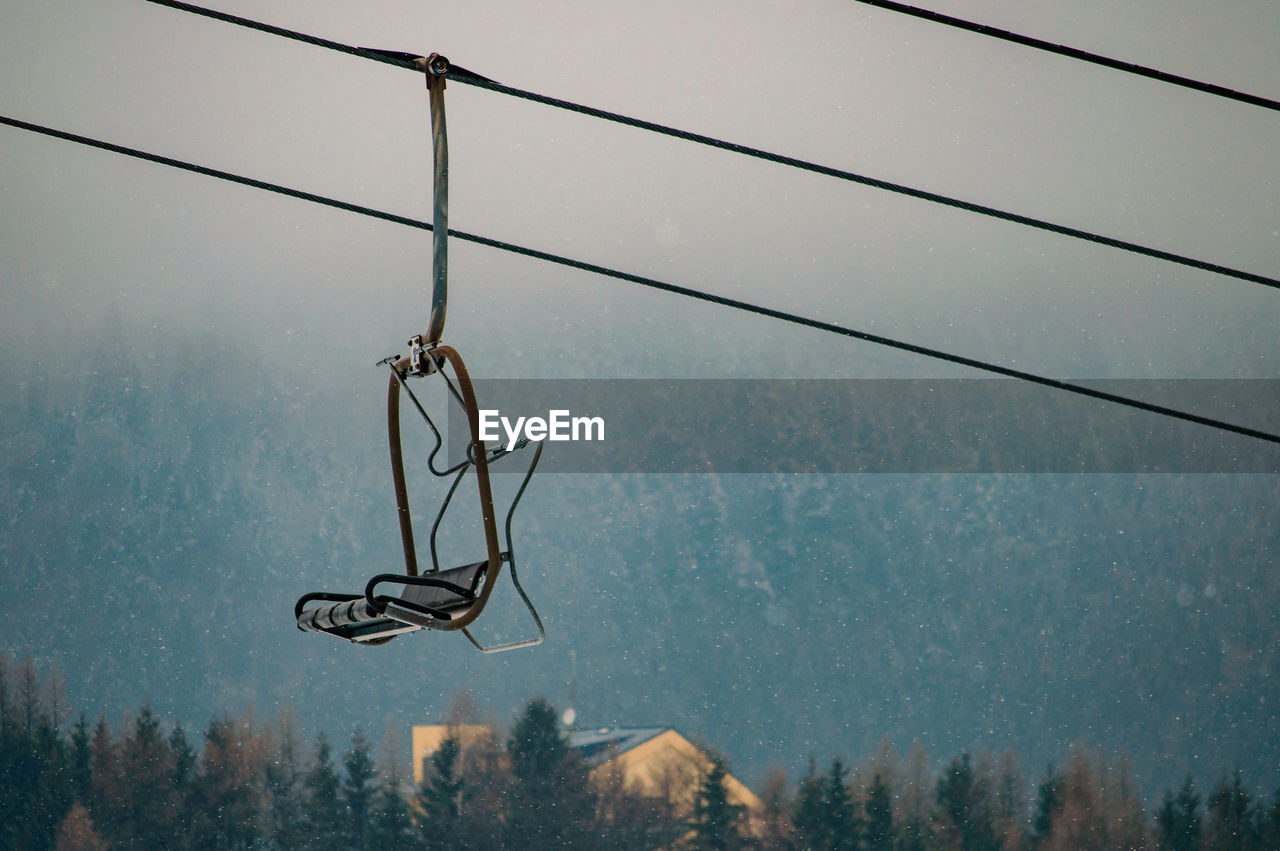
[4,112,1277,446]
[847,0,1280,112]
[140,0,1280,292]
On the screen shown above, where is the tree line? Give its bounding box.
[2,653,1279,850]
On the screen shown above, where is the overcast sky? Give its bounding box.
[2,0,1277,384]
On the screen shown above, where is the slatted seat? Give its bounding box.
[295,560,489,644]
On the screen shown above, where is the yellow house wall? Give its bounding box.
[410,724,492,785]
[598,729,763,814]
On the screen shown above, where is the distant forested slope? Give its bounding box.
[2,321,1276,801]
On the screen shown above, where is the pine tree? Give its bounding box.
[2,656,37,848]
[366,772,417,849]
[169,721,197,794]
[1260,788,1280,850]
[0,657,14,849]
[263,708,307,851]
[863,770,894,851]
[0,652,11,740]
[509,698,569,786]
[506,697,592,849]
[506,697,566,848]
[3,711,71,849]
[824,758,860,851]
[1205,771,1254,851]
[196,713,266,850]
[690,755,743,851]
[117,704,178,851]
[989,750,1027,851]
[416,730,512,851]
[364,722,417,849]
[69,715,92,805]
[302,733,344,851]
[793,758,829,848]
[87,715,121,843]
[753,765,794,851]
[36,713,76,848]
[0,657,73,850]
[0,713,32,849]
[165,721,198,849]
[42,662,70,732]
[418,735,465,835]
[342,727,379,849]
[1030,764,1061,848]
[1155,774,1201,851]
[898,740,933,851]
[935,752,998,851]
[16,652,41,735]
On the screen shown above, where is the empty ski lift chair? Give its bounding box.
[293,55,545,652]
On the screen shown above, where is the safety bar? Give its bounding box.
[461,441,546,653]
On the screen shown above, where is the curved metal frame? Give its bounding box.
[387,345,501,632]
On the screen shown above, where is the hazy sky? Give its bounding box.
[3,0,1277,382]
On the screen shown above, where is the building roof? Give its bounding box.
[566,726,668,765]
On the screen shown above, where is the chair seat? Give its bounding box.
[393,561,486,613]
[295,561,490,644]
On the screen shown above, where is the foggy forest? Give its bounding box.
[4,651,1280,850]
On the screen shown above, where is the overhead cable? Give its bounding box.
[141,0,1280,292]
[4,113,1277,447]
[847,0,1280,112]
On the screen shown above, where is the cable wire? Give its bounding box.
[4,112,1277,447]
[145,0,423,70]
[847,0,1280,112]
[451,76,1280,291]
[0,116,427,231]
[141,0,1280,292]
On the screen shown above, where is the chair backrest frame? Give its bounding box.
[386,344,502,632]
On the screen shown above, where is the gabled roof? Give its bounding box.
[567,726,668,765]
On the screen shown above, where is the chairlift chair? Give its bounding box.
[293,54,545,652]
